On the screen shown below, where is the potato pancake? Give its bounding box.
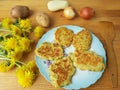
[55,27,74,47]
[73,50,105,71]
[35,42,63,60]
[73,29,92,51]
[49,56,75,87]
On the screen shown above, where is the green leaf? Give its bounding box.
[4,34,13,38]
[0,35,4,41]
[0,22,2,27]
[0,48,7,56]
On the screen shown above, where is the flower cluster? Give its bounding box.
[0,18,32,70]
[16,61,38,88]
[0,59,15,72]
[0,18,44,88]
[1,18,13,29]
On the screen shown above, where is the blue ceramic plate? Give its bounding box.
[35,25,106,89]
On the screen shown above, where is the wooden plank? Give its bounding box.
[0,0,120,90]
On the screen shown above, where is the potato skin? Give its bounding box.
[11,5,30,18]
[36,12,50,27]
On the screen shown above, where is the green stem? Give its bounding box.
[0,55,26,68]
[0,57,10,60]
[0,45,2,48]
[15,60,26,67]
[0,28,11,32]
[0,54,6,57]
[15,63,21,68]
[0,22,2,27]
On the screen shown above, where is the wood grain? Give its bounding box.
[0,0,120,90]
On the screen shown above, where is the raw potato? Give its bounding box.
[11,5,30,18]
[47,0,69,11]
[36,12,50,27]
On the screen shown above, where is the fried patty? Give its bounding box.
[55,27,74,47]
[49,56,75,87]
[73,50,105,71]
[73,29,92,51]
[35,42,64,60]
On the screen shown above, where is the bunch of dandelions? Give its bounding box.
[0,18,32,72]
[0,18,32,36]
[0,18,45,87]
[0,59,39,88]
[16,61,39,88]
[0,18,44,72]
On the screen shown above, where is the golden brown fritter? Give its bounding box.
[73,29,92,51]
[49,56,75,87]
[55,27,74,47]
[35,42,64,60]
[73,50,105,71]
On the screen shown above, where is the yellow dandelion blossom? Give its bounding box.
[19,19,32,30]
[34,26,44,39]
[7,47,23,61]
[26,61,38,74]
[2,18,13,29]
[16,67,35,88]
[4,37,18,50]
[0,60,15,72]
[13,47,23,60]
[18,37,31,52]
[10,25,22,37]
[16,61,38,88]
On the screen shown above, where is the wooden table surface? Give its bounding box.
[0,0,120,90]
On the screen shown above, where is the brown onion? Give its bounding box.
[79,7,95,19]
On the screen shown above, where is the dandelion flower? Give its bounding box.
[7,47,23,61]
[13,47,23,60]
[10,24,22,37]
[26,61,38,74]
[34,26,44,39]
[19,19,32,30]
[18,37,31,52]
[1,18,13,29]
[0,60,15,72]
[4,37,18,50]
[16,61,38,88]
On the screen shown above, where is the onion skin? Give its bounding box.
[63,7,75,19]
[79,7,95,19]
